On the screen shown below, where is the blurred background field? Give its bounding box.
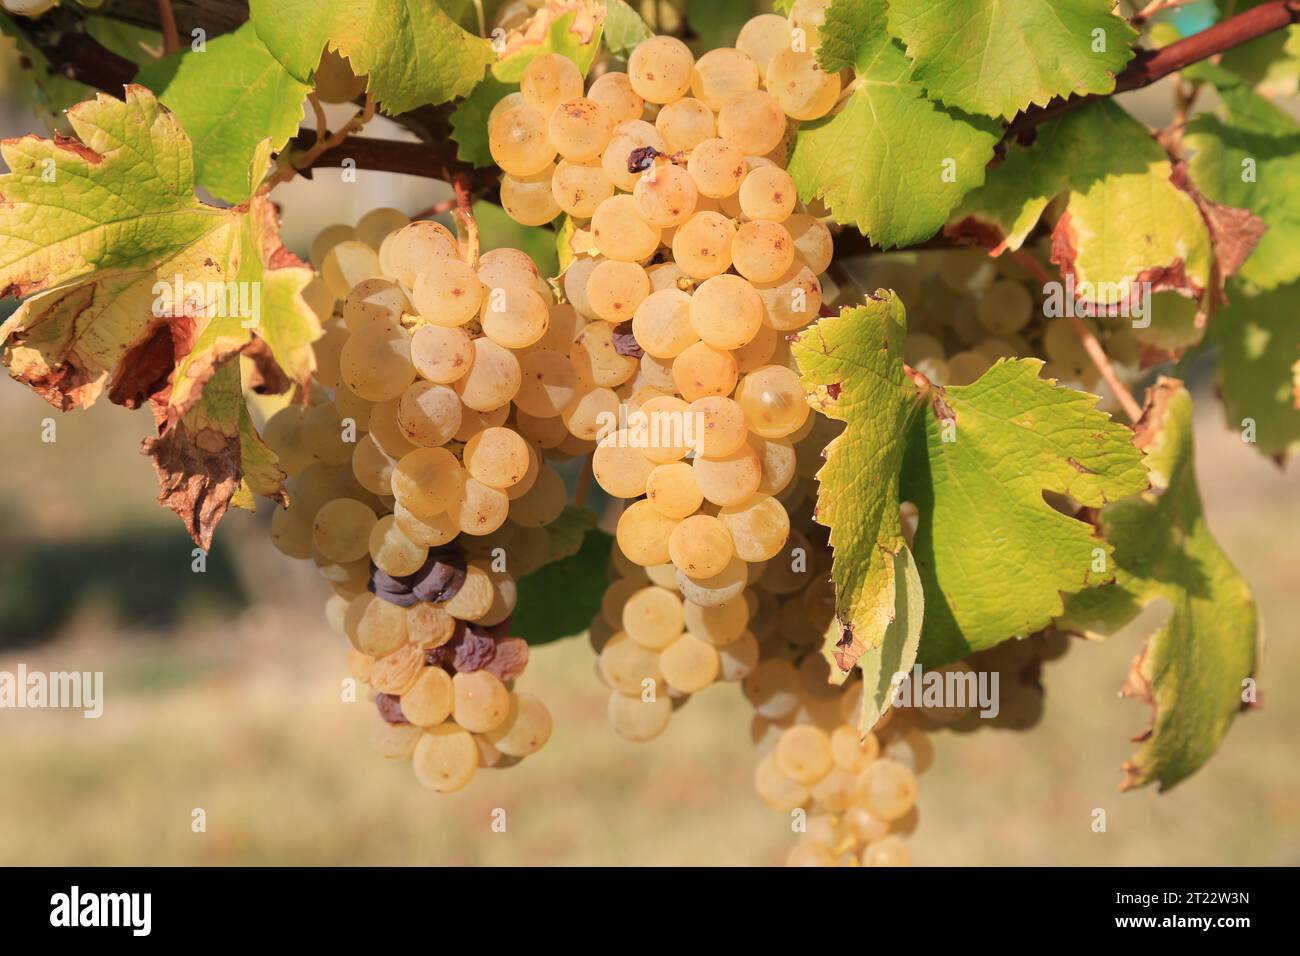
[0,356,1296,866]
[1,3,1298,867]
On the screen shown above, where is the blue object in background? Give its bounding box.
[1168,0,1219,35]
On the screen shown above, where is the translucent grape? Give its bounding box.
[688,274,762,350]
[479,284,550,349]
[489,105,557,177]
[736,364,810,438]
[354,207,410,251]
[321,239,381,300]
[717,89,786,156]
[687,395,749,458]
[500,164,562,226]
[627,35,695,103]
[616,499,680,566]
[733,321,779,373]
[602,120,668,192]
[655,97,716,153]
[561,384,621,441]
[569,322,639,388]
[736,13,791,74]
[731,220,795,284]
[776,724,834,785]
[397,380,462,447]
[690,47,759,111]
[671,341,738,402]
[607,690,673,741]
[717,493,790,562]
[693,445,763,507]
[515,347,579,418]
[766,48,840,121]
[390,446,461,516]
[977,278,1034,334]
[412,723,478,793]
[632,288,698,359]
[586,259,650,323]
[687,138,746,198]
[590,194,662,262]
[622,585,685,650]
[671,210,737,280]
[339,320,416,402]
[462,426,531,489]
[344,276,410,333]
[368,514,428,576]
[668,513,735,579]
[551,159,615,217]
[593,430,657,498]
[755,264,822,332]
[410,324,473,384]
[587,71,644,124]
[632,162,699,228]
[485,693,553,757]
[454,337,521,411]
[520,52,584,116]
[379,221,458,290]
[785,213,833,274]
[312,498,377,563]
[645,461,704,519]
[660,633,721,693]
[453,477,510,536]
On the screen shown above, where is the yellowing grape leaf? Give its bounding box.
[137,22,311,204]
[847,546,925,733]
[1184,78,1300,291]
[789,0,999,249]
[950,99,1212,311]
[1059,380,1258,791]
[790,293,927,674]
[248,0,494,114]
[885,0,1136,120]
[450,2,606,167]
[1209,279,1300,459]
[901,359,1148,667]
[0,87,317,545]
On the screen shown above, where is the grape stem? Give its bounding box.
[1011,251,1144,424]
[306,93,329,144]
[451,171,480,268]
[263,93,377,191]
[156,0,180,56]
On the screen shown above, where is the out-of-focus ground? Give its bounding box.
[0,374,1295,866]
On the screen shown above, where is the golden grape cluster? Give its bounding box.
[264,208,578,792]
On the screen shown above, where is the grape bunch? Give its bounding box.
[866,249,1143,413]
[262,208,584,792]
[485,8,844,723]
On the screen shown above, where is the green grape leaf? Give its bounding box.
[885,0,1136,120]
[543,506,600,562]
[602,0,652,57]
[686,0,754,50]
[848,546,925,733]
[1184,80,1300,291]
[0,86,315,545]
[137,22,311,203]
[0,13,95,130]
[248,0,494,114]
[448,75,515,168]
[790,294,926,674]
[773,0,796,14]
[1208,0,1300,89]
[788,0,1000,249]
[449,3,605,166]
[514,527,613,646]
[1209,279,1300,458]
[475,200,560,278]
[950,100,1212,308]
[900,359,1149,666]
[1059,380,1258,791]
